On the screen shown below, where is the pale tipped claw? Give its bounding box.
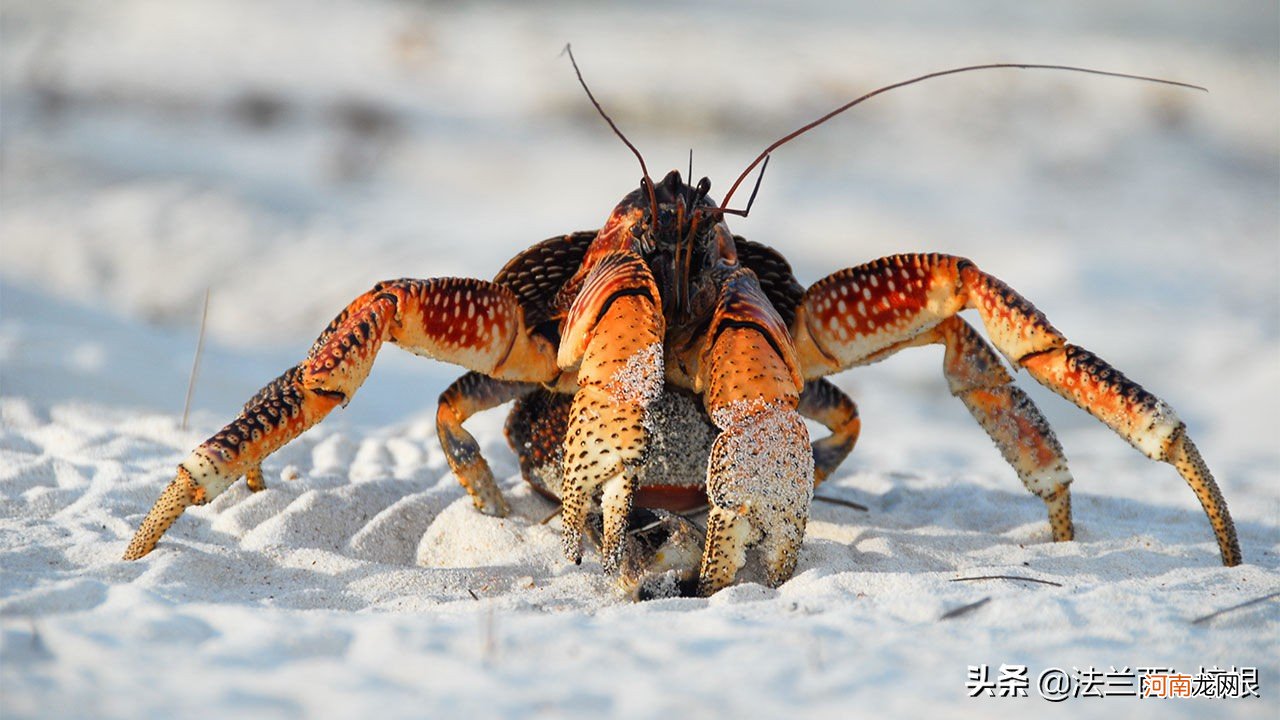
[698,402,814,596]
[598,472,638,575]
[123,467,201,560]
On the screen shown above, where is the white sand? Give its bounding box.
[2,2,1277,718]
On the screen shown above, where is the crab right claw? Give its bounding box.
[555,250,665,574]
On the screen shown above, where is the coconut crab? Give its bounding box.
[123,58,1242,597]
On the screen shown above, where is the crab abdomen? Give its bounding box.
[504,386,718,512]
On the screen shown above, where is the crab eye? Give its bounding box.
[697,177,711,196]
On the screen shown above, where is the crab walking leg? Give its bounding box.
[964,265,1240,564]
[123,365,342,561]
[556,252,664,573]
[790,253,1241,566]
[696,269,813,595]
[797,379,861,485]
[438,372,542,517]
[124,278,558,560]
[1020,347,1238,562]
[900,316,1075,540]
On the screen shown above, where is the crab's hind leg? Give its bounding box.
[124,278,558,560]
[797,379,861,485]
[790,253,1240,566]
[437,372,544,517]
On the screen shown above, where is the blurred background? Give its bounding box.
[2,0,1277,481]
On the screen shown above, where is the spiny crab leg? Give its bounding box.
[1023,347,1239,563]
[124,278,558,560]
[790,253,1241,566]
[124,364,340,560]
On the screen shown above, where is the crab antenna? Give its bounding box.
[719,63,1208,212]
[563,45,658,220]
[721,154,770,218]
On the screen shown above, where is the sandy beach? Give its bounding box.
[2,2,1277,717]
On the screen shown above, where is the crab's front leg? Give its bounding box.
[789,253,1240,566]
[557,252,665,574]
[694,269,814,595]
[124,278,558,560]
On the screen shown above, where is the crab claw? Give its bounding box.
[698,401,814,596]
[123,446,244,560]
[122,466,203,560]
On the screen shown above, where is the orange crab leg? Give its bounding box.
[791,253,1240,566]
[124,278,558,560]
[894,316,1074,540]
[1019,346,1235,562]
[437,372,544,517]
